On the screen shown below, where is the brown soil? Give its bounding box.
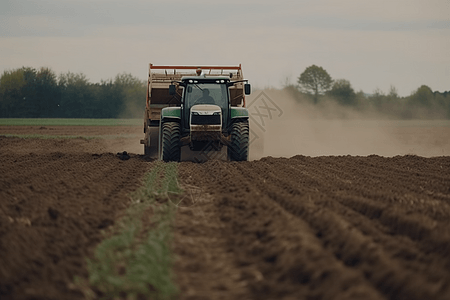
[0,132,151,299]
[174,157,450,300]
[1,125,450,300]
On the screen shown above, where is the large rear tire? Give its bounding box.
[228,120,249,161]
[162,122,181,162]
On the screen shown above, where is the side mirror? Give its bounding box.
[187,86,192,93]
[244,83,251,95]
[169,84,176,95]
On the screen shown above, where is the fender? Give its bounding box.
[230,107,249,119]
[160,107,181,122]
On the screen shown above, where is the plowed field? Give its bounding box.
[1,125,450,300]
[175,156,450,300]
[0,131,150,299]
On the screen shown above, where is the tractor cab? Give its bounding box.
[179,76,232,134]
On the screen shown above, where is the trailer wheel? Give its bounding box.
[228,120,249,161]
[144,129,151,155]
[143,127,159,158]
[162,122,181,162]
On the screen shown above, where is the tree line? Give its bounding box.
[287,65,450,119]
[0,67,146,118]
[1,65,449,119]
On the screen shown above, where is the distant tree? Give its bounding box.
[0,67,56,117]
[368,88,385,111]
[0,68,26,117]
[388,85,399,99]
[0,67,146,118]
[328,79,356,106]
[95,79,125,118]
[113,73,146,118]
[297,65,333,104]
[58,72,93,118]
[34,67,60,117]
[406,85,450,118]
[21,67,38,117]
[408,85,434,107]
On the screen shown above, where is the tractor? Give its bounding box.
[141,64,251,162]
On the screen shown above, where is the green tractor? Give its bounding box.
[141,65,251,162]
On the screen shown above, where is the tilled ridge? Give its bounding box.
[177,155,450,300]
[0,147,150,299]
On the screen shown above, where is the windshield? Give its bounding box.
[185,83,228,109]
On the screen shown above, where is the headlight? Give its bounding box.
[192,112,199,115]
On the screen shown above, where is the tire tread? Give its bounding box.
[228,121,249,161]
[162,122,181,162]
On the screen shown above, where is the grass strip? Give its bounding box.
[0,118,141,126]
[1,134,98,140]
[76,161,181,299]
[1,133,141,139]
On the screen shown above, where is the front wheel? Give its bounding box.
[228,121,249,161]
[161,122,181,162]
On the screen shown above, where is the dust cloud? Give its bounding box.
[101,136,144,155]
[108,88,450,158]
[104,96,146,155]
[94,126,144,155]
[248,89,450,159]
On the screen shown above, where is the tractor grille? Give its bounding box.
[191,114,221,125]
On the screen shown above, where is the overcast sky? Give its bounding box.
[1,0,449,96]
